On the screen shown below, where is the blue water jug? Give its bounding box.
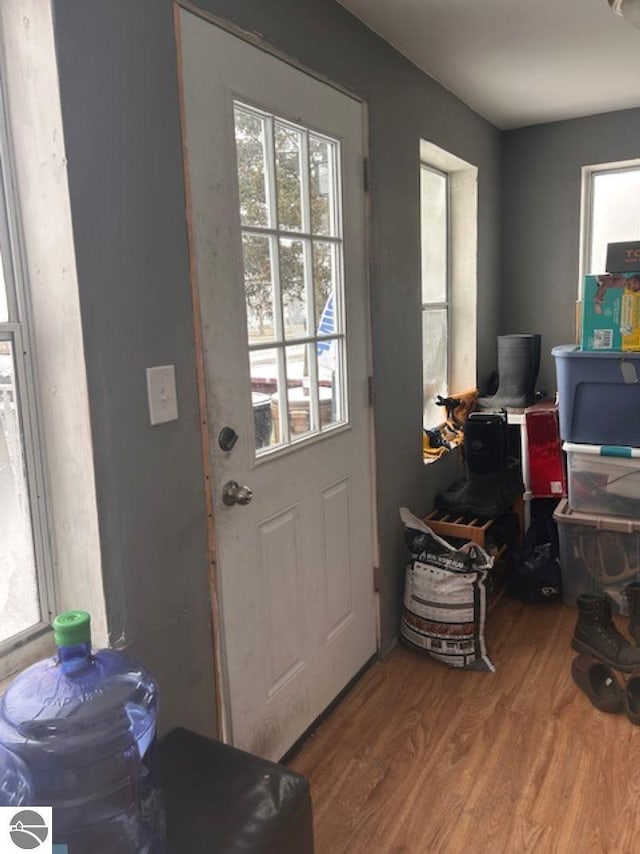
[0,743,33,807]
[0,611,165,853]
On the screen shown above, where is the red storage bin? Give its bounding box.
[525,402,566,498]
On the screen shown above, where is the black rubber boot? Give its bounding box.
[437,471,507,519]
[477,334,541,410]
[531,334,541,396]
[624,581,640,644]
[436,414,512,518]
[572,593,640,673]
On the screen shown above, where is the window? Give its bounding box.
[0,88,53,652]
[582,162,640,280]
[233,103,347,456]
[420,141,478,435]
[420,165,449,429]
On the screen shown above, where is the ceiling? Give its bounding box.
[338,0,640,130]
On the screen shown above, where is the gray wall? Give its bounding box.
[52,0,501,735]
[501,107,640,393]
[52,0,217,736]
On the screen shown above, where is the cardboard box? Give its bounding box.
[606,241,640,272]
[581,272,640,351]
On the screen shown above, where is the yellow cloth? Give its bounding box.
[423,432,450,461]
[423,388,478,463]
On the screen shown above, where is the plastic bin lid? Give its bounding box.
[551,344,640,360]
[551,345,579,357]
[553,497,640,533]
[562,442,640,457]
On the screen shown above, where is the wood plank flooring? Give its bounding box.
[289,596,640,853]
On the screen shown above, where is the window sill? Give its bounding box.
[423,445,461,466]
[423,422,463,465]
[424,454,445,466]
[0,626,55,688]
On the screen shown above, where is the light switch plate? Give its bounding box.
[146,365,178,425]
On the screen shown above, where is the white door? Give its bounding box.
[178,9,377,761]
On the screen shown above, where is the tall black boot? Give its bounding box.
[478,334,541,410]
[572,593,640,672]
[531,333,541,396]
[436,413,511,518]
[624,582,640,644]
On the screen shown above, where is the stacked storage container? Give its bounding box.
[552,340,640,614]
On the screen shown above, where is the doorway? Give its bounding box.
[177,6,378,761]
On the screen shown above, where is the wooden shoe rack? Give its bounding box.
[423,509,501,554]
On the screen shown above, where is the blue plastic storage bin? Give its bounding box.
[552,345,640,446]
[0,611,165,853]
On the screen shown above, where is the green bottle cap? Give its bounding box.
[53,610,91,647]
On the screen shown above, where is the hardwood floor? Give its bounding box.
[289,596,640,853]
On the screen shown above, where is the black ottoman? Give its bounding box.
[158,728,314,854]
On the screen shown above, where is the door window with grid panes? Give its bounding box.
[233,103,347,456]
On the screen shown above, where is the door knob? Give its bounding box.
[222,480,253,506]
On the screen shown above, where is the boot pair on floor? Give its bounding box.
[571,587,640,722]
[572,655,640,722]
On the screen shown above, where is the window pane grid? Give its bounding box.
[0,325,51,650]
[421,165,449,305]
[0,94,54,650]
[240,224,342,242]
[0,156,19,324]
[275,296,292,443]
[307,340,320,435]
[247,332,344,351]
[0,212,10,323]
[275,123,304,232]
[587,165,640,276]
[326,336,347,428]
[299,129,312,235]
[235,102,347,456]
[421,161,450,429]
[422,308,448,429]
[301,238,316,334]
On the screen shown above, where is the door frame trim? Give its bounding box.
[177,0,365,106]
[173,3,227,739]
[172,1,380,744]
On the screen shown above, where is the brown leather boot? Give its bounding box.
[572,593,640,673]
[571,654,622,713]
